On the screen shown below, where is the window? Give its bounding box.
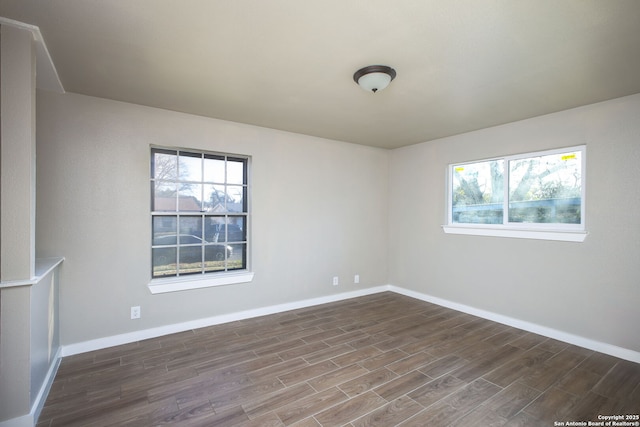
[151,148,250,279]
[444,146,586,242]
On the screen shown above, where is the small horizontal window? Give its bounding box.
[444,146,587,242]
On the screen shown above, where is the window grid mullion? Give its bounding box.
[200,154,205,213]
[152,147,249,279]
[201,214,205,273]
[176,213,181,276]
[224,156,228,212]
[503,159,509,225]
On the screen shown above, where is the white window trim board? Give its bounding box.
[148,271,255,294]
[442,225,588,242]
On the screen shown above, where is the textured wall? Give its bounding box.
[35,89,640,355]
[389,94,640,353]
[0,24,36,423]
[35,91,389,346]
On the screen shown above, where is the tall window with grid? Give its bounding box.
[151,148,249,278]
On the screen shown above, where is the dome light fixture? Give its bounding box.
[353,65,396,93]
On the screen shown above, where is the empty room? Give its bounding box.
[1,1,639,426]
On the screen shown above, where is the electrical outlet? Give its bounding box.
[354,274,360,284]
[332,276,339,286]
[130,306,141,319]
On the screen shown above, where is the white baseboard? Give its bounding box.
[0,347,62,427]
[62,284,640,364]
[62,286,389,356]
[389,285,640,364]
[33,347,62,424]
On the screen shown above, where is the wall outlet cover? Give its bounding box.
[131,306,141,319]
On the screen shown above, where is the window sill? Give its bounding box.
[148,271,255,294]
[442,225,587,242]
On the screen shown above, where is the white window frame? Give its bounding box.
[148,146,254,294]
[442,145,587,242]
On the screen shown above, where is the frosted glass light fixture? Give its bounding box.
[353,65,396,93]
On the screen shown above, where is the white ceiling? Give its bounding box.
[2,0,640,149]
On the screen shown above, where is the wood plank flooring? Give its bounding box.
[37,292,640,426]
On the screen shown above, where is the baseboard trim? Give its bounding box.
[61,284,640,364]
[389,285,640,364]
[33,347,62,424]
[0,347,62,427]
[62,286,389,356]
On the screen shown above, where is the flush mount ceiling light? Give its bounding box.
[353,65,396,93]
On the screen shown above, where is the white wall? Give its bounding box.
[36,91,389,346]
[0,24,36,281]
[0,24,36,423]
[389,94,640,353]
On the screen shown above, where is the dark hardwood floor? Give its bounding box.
[37,292,640,426]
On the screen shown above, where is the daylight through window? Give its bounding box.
[151,148,249,278]
[448,146,585,236]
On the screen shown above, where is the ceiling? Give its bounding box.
[2,1,640,149]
